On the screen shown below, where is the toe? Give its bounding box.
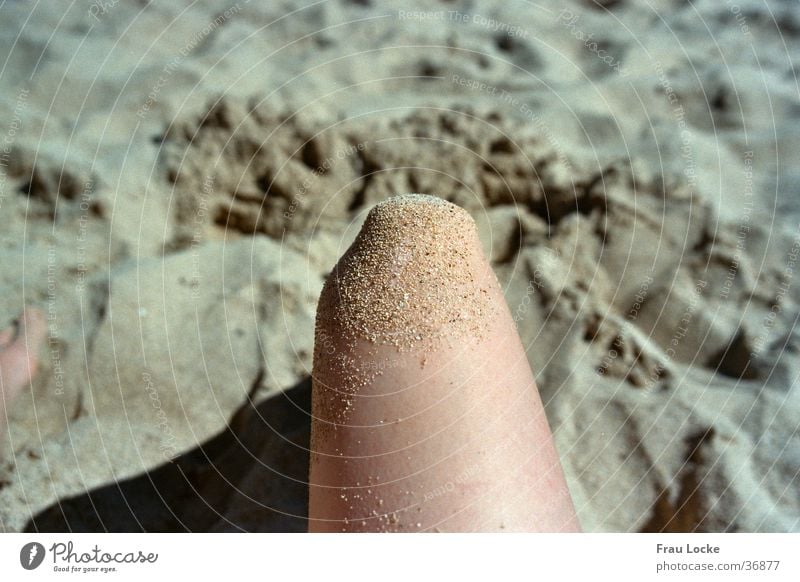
[0,328,13,348]
[0,307,47,394]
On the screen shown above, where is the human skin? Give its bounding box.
[0,307,46,451]
[308,195,580,532]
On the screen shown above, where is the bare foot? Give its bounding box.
[0,308,47,444]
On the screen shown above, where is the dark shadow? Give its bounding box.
[25,377,312,532]
[639,427,716,533]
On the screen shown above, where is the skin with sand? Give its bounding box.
[309,194,580,532]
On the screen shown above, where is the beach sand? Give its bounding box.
[0,0,798,532]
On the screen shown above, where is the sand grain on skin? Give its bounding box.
[311,194,499,449]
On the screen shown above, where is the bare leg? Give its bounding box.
[0,308,46,450]
[309,195,579,532]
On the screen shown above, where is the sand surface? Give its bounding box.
[1,0,798,532]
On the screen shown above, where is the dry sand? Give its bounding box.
[0,0,798,532]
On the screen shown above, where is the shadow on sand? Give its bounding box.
[25,377,312,532]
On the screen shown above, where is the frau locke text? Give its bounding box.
[657,543,720,554]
